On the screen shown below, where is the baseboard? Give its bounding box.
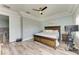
[22,36,33,41]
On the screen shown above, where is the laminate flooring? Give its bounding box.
[0,40,77,55]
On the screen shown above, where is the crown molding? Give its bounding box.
[1,5,78,22]
[41,12,72,21]
[20,11,41,22]
[0,5,20,16]
[20,11,72,22]
[20,5,78,22]
[39,5,78,21]
[0,5,41,22]
[71,5,79,15]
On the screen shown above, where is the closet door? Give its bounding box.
[9,15,21,42]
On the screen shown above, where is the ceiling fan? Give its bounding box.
[32,6,47,15]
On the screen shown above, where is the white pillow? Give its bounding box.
[43,30,53,33]
[52,30,59,33]
[43,30,59,34]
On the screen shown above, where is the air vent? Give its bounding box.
[3,5,10,9]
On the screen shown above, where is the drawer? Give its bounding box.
[34,36,40,41]
[40,38,56,47]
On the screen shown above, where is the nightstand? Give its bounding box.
[62,33,68,43]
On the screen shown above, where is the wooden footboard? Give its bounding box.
[34,26,61,49]
[34,35,56,49]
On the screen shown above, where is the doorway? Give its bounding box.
[0,15,9,44]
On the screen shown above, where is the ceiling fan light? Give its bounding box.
[39,11,43,15]
[41,13,43,15]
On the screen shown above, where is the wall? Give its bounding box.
[23,16,42,41]
[0,15,9,28]
[0,5,76,43]
[9,15,21,42]
[42,15,75,33]
[74,7,79,47]
[0,6,42,42]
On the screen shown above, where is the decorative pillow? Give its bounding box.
[43,30,53,33]
[52,30,59,33]
[43,30,59,34]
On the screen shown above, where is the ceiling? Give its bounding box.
[2,4,78,19]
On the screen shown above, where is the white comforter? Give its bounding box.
[35,32,59,39]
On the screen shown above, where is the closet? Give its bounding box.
[0,15,9,44]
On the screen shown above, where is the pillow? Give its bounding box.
[43,30,59,34]
[43,30,53,33]
[52,30,59,33]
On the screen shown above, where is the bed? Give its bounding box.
[34,26,61,49]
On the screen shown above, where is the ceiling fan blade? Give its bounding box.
[32,9,40,11]
[41,6,47,11]
[3,5,10,8]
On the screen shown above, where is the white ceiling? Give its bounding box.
[2,4,78,19]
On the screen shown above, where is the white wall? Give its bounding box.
[74,7,79,47]
[0,6,42,42]
[23,17,42,41]
[0,15,9,28]
[42,15,75,33]
[9,15,21,42]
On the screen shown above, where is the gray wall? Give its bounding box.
[23,17,42,41]
[42,15,75,33]
[0,15,9,28]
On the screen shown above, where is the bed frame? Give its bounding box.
[34,26,61,49]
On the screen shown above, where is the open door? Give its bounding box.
[0,14,9,44]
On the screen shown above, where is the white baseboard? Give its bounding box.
[22,36,33,41]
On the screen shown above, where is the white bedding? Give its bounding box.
[35,32,59,39]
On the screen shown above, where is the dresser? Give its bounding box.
[62,33,68,43]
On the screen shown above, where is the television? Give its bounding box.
[65,25,78,32]
[64,25,79,52]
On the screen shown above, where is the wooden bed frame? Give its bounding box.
[34,26,61,49]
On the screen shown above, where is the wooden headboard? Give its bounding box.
[45,26,60,30]
[45,26,61,42]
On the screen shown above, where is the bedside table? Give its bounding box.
[62,33,68,43]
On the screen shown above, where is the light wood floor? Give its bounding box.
[0,40,77,55]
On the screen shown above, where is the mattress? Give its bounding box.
[35,32,59,39]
